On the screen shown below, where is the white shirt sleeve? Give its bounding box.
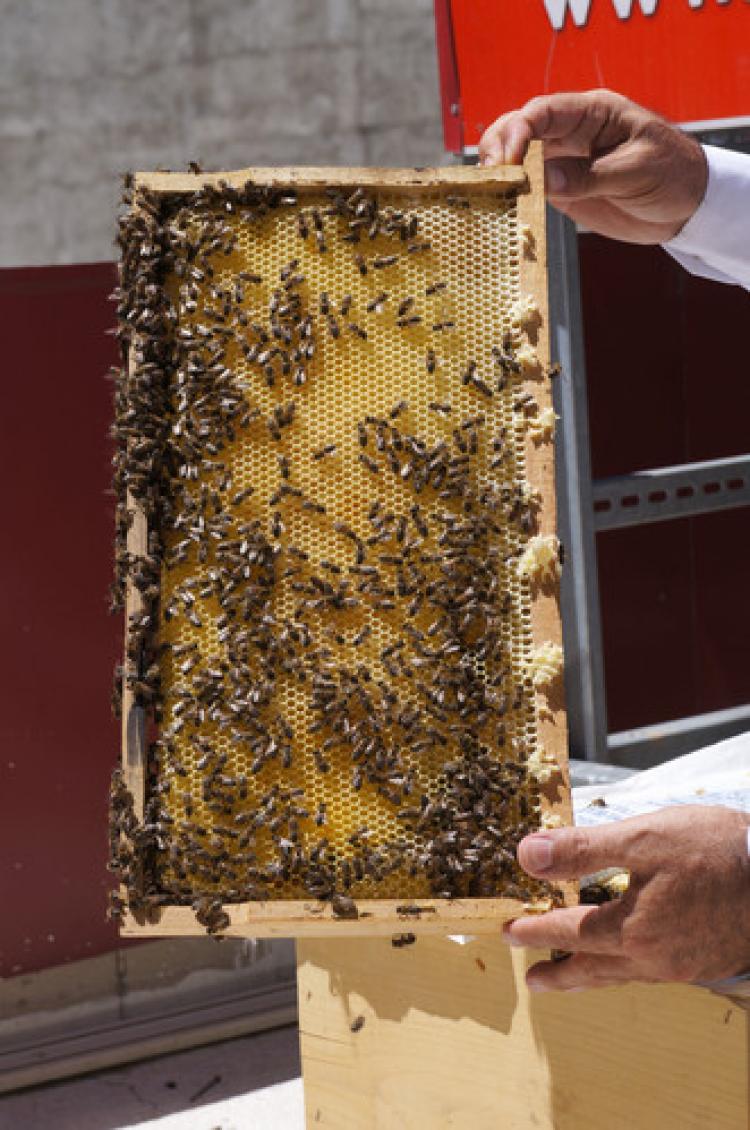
[662,144,750,292]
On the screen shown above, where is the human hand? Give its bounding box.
[478,89,707,245]
[504,805,750,991]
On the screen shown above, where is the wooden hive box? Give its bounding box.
[297,938,750,1129]
[109,143,572,939]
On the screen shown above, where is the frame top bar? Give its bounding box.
[134,164,529,195]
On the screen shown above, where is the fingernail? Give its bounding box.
[546,164,566,193]
[522,835,554,873]
[566,987,586,994]
[527,977,548,994]
[502,928,525,948]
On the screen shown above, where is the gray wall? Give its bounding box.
[1,0,446,267]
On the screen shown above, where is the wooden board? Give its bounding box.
[122,896,540,939]
[121,488,147,822]
[135,165,528,195]
[297,935,750,1129]
[517,147,567,792]
[118,144,573,939]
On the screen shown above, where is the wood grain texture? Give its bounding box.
[518,143,572,837]
[120,896,553,939]
[121,361,148,824]
[134,165,528,195]
[298,934,750,1130]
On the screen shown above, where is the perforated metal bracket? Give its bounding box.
[593,454,750,531]
[607,702,750,770]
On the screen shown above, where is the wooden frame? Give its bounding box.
[120,144,572,939]
[131,164,529,195]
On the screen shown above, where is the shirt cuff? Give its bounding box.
[663,144,750,291]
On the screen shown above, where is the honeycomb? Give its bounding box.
[118,171,567,914]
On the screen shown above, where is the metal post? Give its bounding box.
[546,208,608,761]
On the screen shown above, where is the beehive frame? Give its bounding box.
[116,145,572,939]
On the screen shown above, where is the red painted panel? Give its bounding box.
[444,0,750,150]
[0,263,122,977]
[579,236,689,478]
[580,234,750,473]
[597,507,750,731]
[596,522,695,729]
[580,236,750,731]
[434,0,464,155]
[692,508,750,714]
[682,268,750,464]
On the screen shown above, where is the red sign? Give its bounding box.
[437,0,750,151]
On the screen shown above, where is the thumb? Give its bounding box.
[545,150,640,201]
[518,821,641,880]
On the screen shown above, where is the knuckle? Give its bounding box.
[523,920,556,948]
[562,828,594,870]
[479,117,501,142]
[590,87,632,118]
[622,928,696,982]
[523,97,553,132]
[664,952,698,983]
[624,934,652,962]
[620,921,654,960]
[574,954,600,980]
[524,95,550,115]
[589,87,622,106]
[492,110,514,133]
[560,954,606,990]
[479,113,511,154]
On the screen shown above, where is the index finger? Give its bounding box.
[517,815,653,882]
[503,900,626,955]
[479,89,633,166]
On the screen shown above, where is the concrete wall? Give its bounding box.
[0,0,446,267]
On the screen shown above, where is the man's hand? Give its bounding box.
[478,89,707,245]
[505,805,750,991]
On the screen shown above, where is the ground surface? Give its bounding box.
[0,1026,303,1130]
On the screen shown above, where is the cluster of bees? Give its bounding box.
[108,170,564,933]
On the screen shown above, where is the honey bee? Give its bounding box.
[332,892,359,919]
[312,443,337,460]
[366,292,388,313]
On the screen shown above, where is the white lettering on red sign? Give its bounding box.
[543,0,732,30]
[543,0,592,26]
[612,0,659,15]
